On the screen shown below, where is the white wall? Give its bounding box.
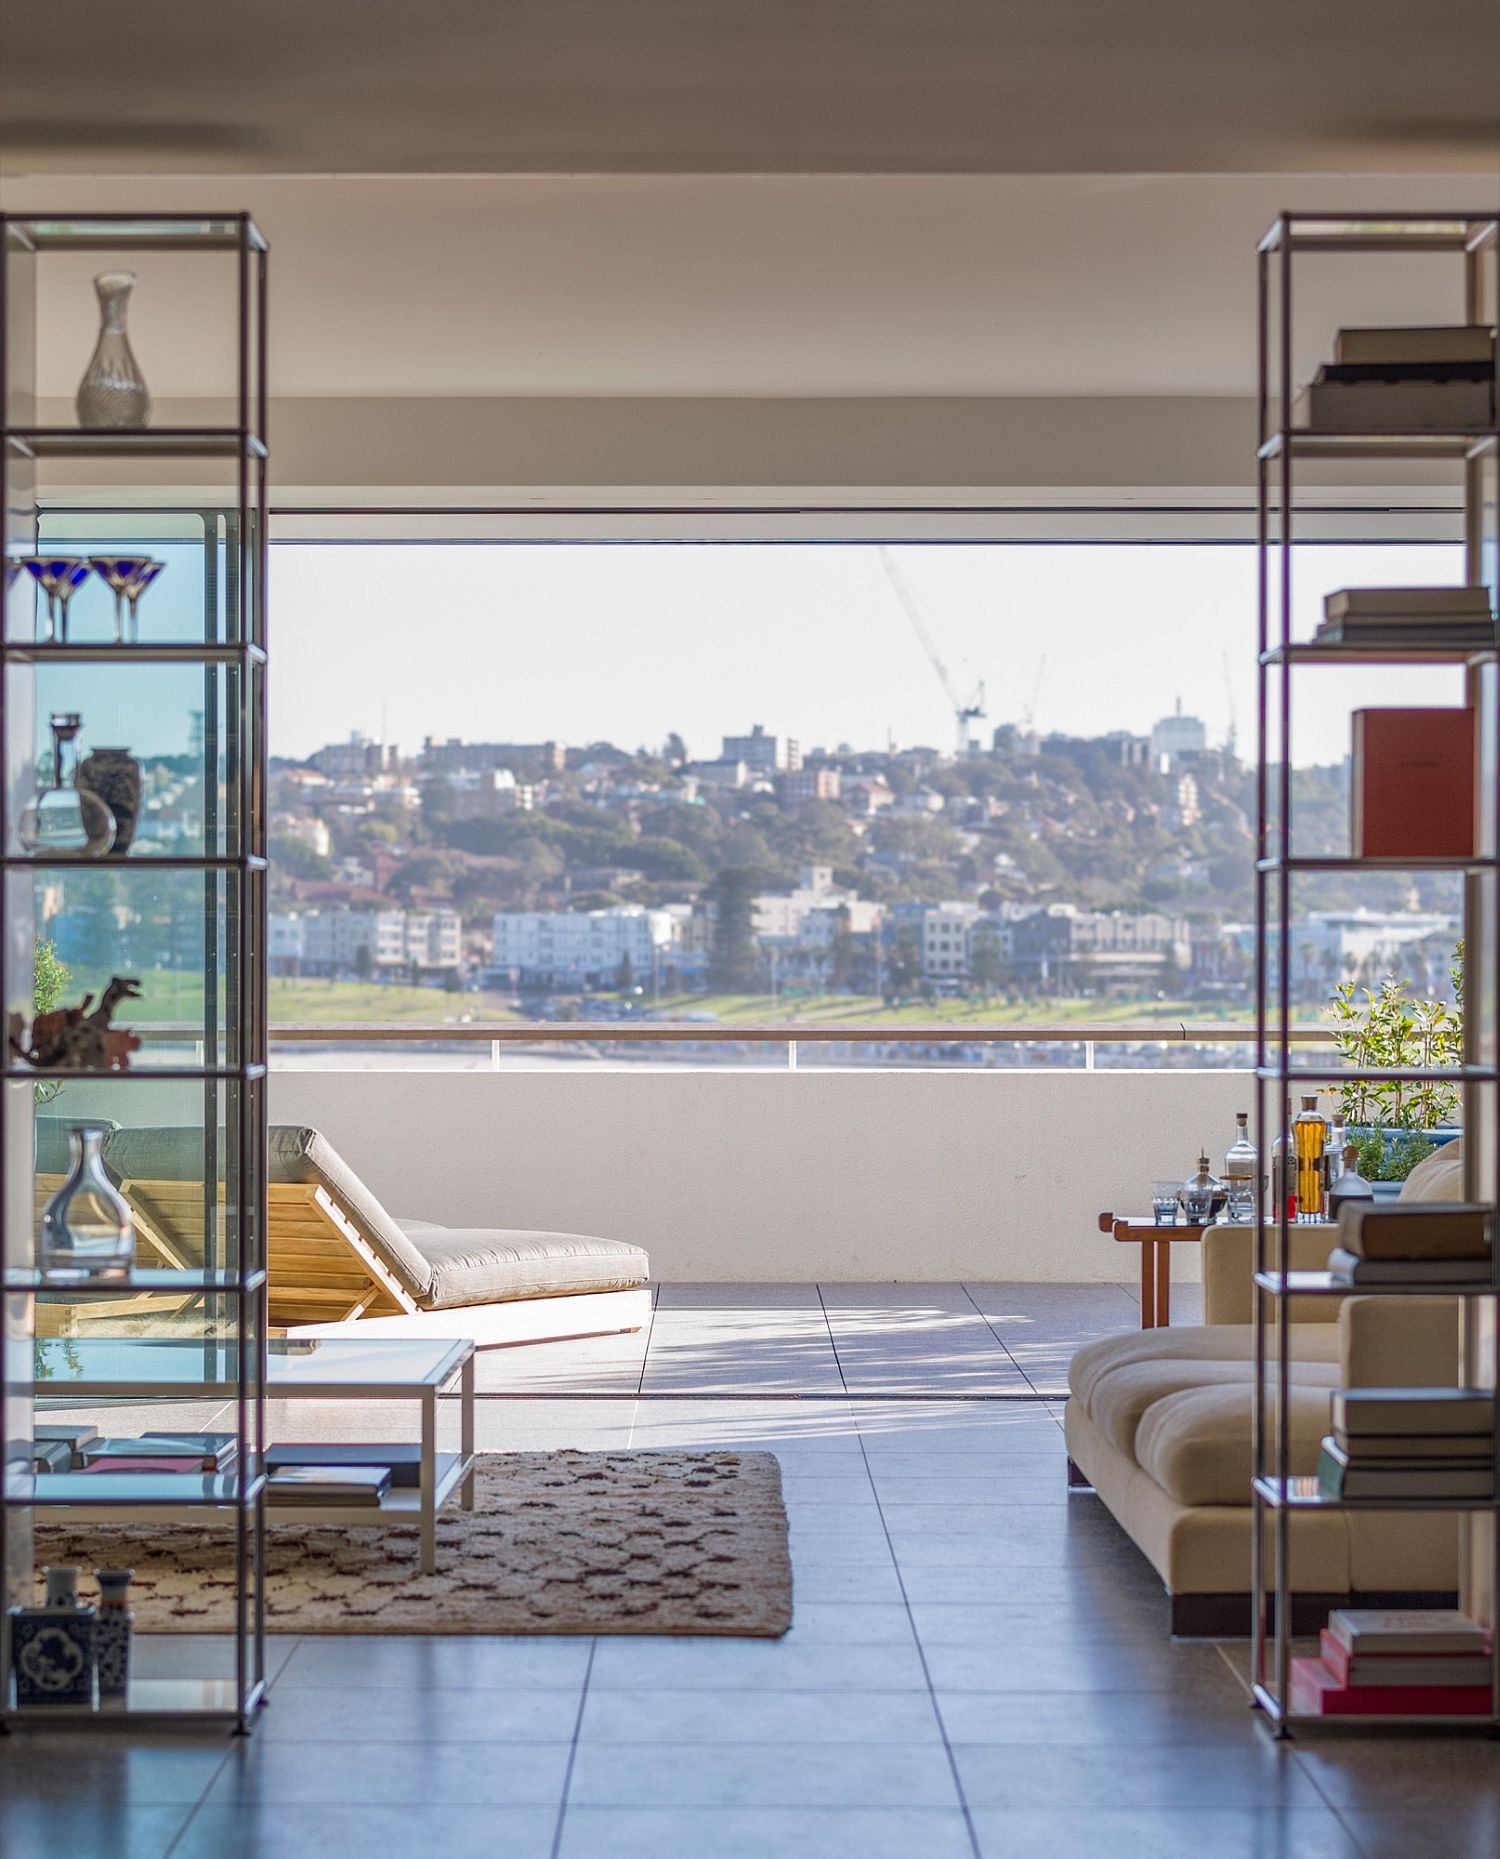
[268,1067,1251,1281]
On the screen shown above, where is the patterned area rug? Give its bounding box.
[35,1450,792,1637]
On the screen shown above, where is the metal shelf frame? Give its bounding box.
[1252,208,1500,1737]
[0,210,269,1733]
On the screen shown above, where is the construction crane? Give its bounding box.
[878,546,986,758]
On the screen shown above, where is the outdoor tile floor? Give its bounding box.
[4,1280,1496,1859]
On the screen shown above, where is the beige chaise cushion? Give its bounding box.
[1135,1380,1335,1505]
[408,1228,651,1310]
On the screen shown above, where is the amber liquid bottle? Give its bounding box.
[1292,1094,1329,1222]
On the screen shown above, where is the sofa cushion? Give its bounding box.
[1087,1353,1341,1458]
[415,1230,651,1310]
[1068,1322,1340,1409]
[1136,1381,1336,1506]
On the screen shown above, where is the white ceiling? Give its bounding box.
[5,173,1497,401]
[2,0,1497,177]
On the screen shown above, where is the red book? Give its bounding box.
[1351,707,1474,858]
[78,1457,208,1475]
[1291,1656,1493,1716]
[1318,1627,1492,1688]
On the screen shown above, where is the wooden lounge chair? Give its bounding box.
[36,1123,650,1348]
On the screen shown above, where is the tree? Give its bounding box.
[884,931,922,1004]
[969,925,1005,1000]
[709,866,762,993]
[353,944,374,982]
[664,732,688,766]
[828,904,856,992]
[614,950,636,996]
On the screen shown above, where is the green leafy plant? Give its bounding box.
[1326,943,1463,1137]
[32,937,71,1105]
[1349,1129,1437,1182]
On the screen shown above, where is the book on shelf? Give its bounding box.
[31,1440,73,1474]
[1290,1656,1492,1717]
[264,1443,425,1489]
[1350,707,1475,858]
[33,1423,101,1465]
[1325,586,1493,619]
[1332,1429,1494,1460]
[1318,1627,1492,1688]
[1327,1247,1493,1287]
[1314,621,1496,650]
[266,1465,392,1506]
[1293,373,1494,431]
[78,1456,217,1476]
[1328,1607,1490,1656]
[1319,360,1495,385]
[1332,1388,1495,1436]
[83,1433,238,1471]
[1334,327,1497,366]
[1317,1438,1494,1501]
[1337,1201,1490,1261]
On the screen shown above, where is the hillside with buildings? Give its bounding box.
[244,711,1461,1015]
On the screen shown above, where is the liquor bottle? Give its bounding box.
[1181,1153,1223,1225]
[1293,1094,1329,1222]
[1270,1099,1296,1221]
[1222,1112,1259,1223]
[1328,1141,1375,1208]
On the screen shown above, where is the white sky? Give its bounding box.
[266,541,1467,768]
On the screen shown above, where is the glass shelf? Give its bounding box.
[8,1471,265,1509]
[1255,1270,1498,1298]
[1255,1475,1496,1512]
[1258,855,1497,874]
[1259,430,1497,462]
[9,215,266,253]
[1261,644,1498,666]
[6,1268,265,1296]
[1,1674,269,1725]
[5,428,267,461]
[3,643,266,666]
[1261,213,1499,255]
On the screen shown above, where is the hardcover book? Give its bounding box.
[1325,586,1493,618]
[1318,1628,1492,1688]
[266,1465,392,1505]
[1328,1608,1490,1656]
[1291,1656,1491,1717]
[1294,376,1494,431]
[1334,327,1497,366]
[1332,1429,1494,1460]
[1327,1247,1492,1286]
[1336,1201,1490,1261]
[84,1433,238,1470]
[1350,707,1475,858]
[264,1443,424,1489]
[1332,1389,1495,1436]
[1317,1439,1494,1501]
[79,1456,213,1476]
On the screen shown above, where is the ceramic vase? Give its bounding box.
[93,1569,135,1700]
[77,748,142,855]
[10,1567,95,1708]
[76,272,151,429]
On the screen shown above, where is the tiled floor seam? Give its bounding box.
[549,1637,598,1859]
[814,1283,853,1397]
[633,1285,661,1398]
[853,1426,985,1859]
[157,1725,248,1858]
[958,1282,1049,1394]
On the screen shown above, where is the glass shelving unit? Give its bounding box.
[1252,210,1500,1735]
[0,212,268,1729]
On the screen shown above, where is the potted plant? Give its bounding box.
[1325,945,1463,1197]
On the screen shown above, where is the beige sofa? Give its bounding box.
[1065,1207,1463,1635]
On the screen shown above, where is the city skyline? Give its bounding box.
[269,540,1466,771]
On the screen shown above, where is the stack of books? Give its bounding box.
[266,1464,392,1507]
[1328,1200,1492,1288]
[1317,1387,1495,1502]
[265,1442,424,1488]
[80,1432,239,1473]
[1295,325,1496,432]
[1317,585,1496,650]
[33,1422,102,1468]
[1292,1608,1493,1716]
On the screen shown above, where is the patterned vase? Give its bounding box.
[10,1568,95,1708]
[76,272,152,429]
[93,1568,135,1700]
[77,748,142,855]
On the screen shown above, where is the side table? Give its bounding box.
[1096,1213,1206,1328]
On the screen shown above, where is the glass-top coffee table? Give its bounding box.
[32,1335,477,1574]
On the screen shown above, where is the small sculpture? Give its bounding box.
[9,977,143,1073]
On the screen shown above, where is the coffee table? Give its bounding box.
[32,1335,477,1574]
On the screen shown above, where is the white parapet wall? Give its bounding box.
[269,1067,1254,1282]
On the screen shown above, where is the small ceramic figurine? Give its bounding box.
[9,976,143,1073]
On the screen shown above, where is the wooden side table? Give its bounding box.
[1097,1212,1206,1328]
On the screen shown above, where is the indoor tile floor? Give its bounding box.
[4,1282,1496,1859]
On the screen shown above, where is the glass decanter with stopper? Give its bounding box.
[1181,1153,1223,1225]
[1327,1135,1375,1210]
[39,1123,135,1279]
[1292,1094,1329,1223]
[1221,1111,1259,1222]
